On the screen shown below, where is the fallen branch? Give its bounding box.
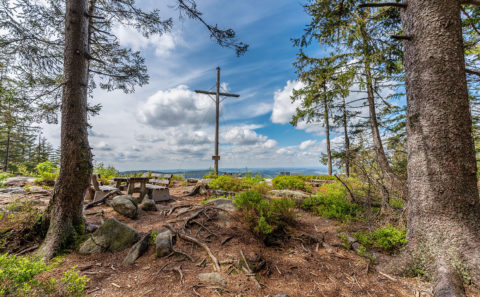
[240,249,262,288]
[172,265,184,283]
[166,204,195,216]
[83,190,121,210]
[16,244,39,255]
[334,174,356,203]
[165,225,220,272]
[173,249,195,262]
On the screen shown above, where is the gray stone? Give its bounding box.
[5,177,36,187]
[111,195,138,219]
[186,178,198,184]
[197,272,227,286]
[273,294,290,297]
[28,186,51,194]
[79,218,139,254]
[205,198,236,212]
[0,187,26,194]
[123,232,151,264]
[150,187,170,202]
[268,190,309,200]
[140,197,157,211]
[155,227,175,257]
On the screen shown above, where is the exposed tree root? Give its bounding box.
[83,190,121,210]
[434,264,467,297]
[240,249,262,288]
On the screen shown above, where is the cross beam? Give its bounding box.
[195,67,240,175]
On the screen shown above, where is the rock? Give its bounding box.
[155,227,175,257]
[268,190,309,203]
[264,178,273,186]
[123,231,151,264]
[79,218,139,254]
[28,186,51,195]
[140,197,157,211]
[111,195,138,219]
[0,187,26,194]
[197,272,227,286]
[186,178,198,184]
[4,177,36,187]
[205,198,236,227]
[205,198,236,212]
[273,294,290,297]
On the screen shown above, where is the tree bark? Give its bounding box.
[38,0,92,260]
[323,84,332,175]
[401,0,480,294]
[342,96,350,177]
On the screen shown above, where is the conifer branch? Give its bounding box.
[466,68,480,77]
[391,35,412,40]
[462,0,480,6]
[358,3,407,8]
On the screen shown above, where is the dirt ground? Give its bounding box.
[4,183,480,297]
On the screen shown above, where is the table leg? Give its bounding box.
[139,182,147,201]
[127,181,135,195]
[115,180,121,188]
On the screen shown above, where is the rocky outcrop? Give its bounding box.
[197,272,227,286]
[140,197,157,211]
[155,227,175,257]
[123,231,151,264]
[79,218,139,254]
[4,177,36,187]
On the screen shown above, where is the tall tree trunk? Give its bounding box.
[360,23,405,198]
[401,1,480,295]
[4,127,10,172]
[38,0,92,260]
[323,84,332,175]
[342,96,350,177]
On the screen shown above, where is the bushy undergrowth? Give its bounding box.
[272,175,312,192]
[302,182,360,222]
[94,163,119,184]
[34,161,58,186]
[0,172,10,188]
[208,174,271,193]
[234,191,295,241]
[354,225,407,252]
[0,253,88,297]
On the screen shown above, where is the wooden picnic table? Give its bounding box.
[113,177,150,200]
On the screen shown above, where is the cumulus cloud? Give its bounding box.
[113,26,181,57]
[137,85,215,128]
[94,141,113,151]
[299,139,317,150]
[271,80,304,124]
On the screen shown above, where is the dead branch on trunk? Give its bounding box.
[334,174,356,202]
[358,3,406,8]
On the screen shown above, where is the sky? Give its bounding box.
[41,0,346,171]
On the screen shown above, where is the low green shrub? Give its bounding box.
[209,175,244,192]
[171,175,184,181]
[302,183,359,222]
[354,225,407,252]
[0,253,49,295]
[203,170,217,179]
[234,191,295,240]
[94,163,119,184]
[34,161,58,185]
[272,175,312,192]
[60,266,89,297]
[0,172,10,188]
[200,195,230,205]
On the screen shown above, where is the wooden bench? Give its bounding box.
[145,173,173,188]
[85,174,119,201]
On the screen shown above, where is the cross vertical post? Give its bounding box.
[195,67,240,176]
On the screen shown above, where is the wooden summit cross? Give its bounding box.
[195,67,240,176]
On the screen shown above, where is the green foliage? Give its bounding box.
[390,198,404,208]
[272,175,312,192]
[171,175,184,181]
[234,191,296,240]
[200,195,230,205]
[149,231,157,246]
[60,266,89,297]
[93,162,119,181]
[209,175,244,192]
[203,169,217,179]
[34,161,58,185]
[302,183,359,222]
[0,253,49,295]
[0,199,42,230]
[0,172,10,188]
[354,225,407,252]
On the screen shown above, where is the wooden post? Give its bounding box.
[195,67,240,176]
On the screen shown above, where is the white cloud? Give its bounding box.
[271,80,304,124]
[113,25,181,57]
[299,139,317,150]
[137,85,215,128]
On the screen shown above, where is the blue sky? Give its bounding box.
[42,0,341,171]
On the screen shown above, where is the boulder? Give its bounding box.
[155,227,175,257]
[123,231,151,264]
[111,195,138,219]
[205,198,236,212]
[4,177,36,187]
[205,198,236,227]
[186,178,198,184]
[79,218,139,254]
[197,272,227,286]
[268,190,309,204]
[273,294,290,297]
[140,197,157,211]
